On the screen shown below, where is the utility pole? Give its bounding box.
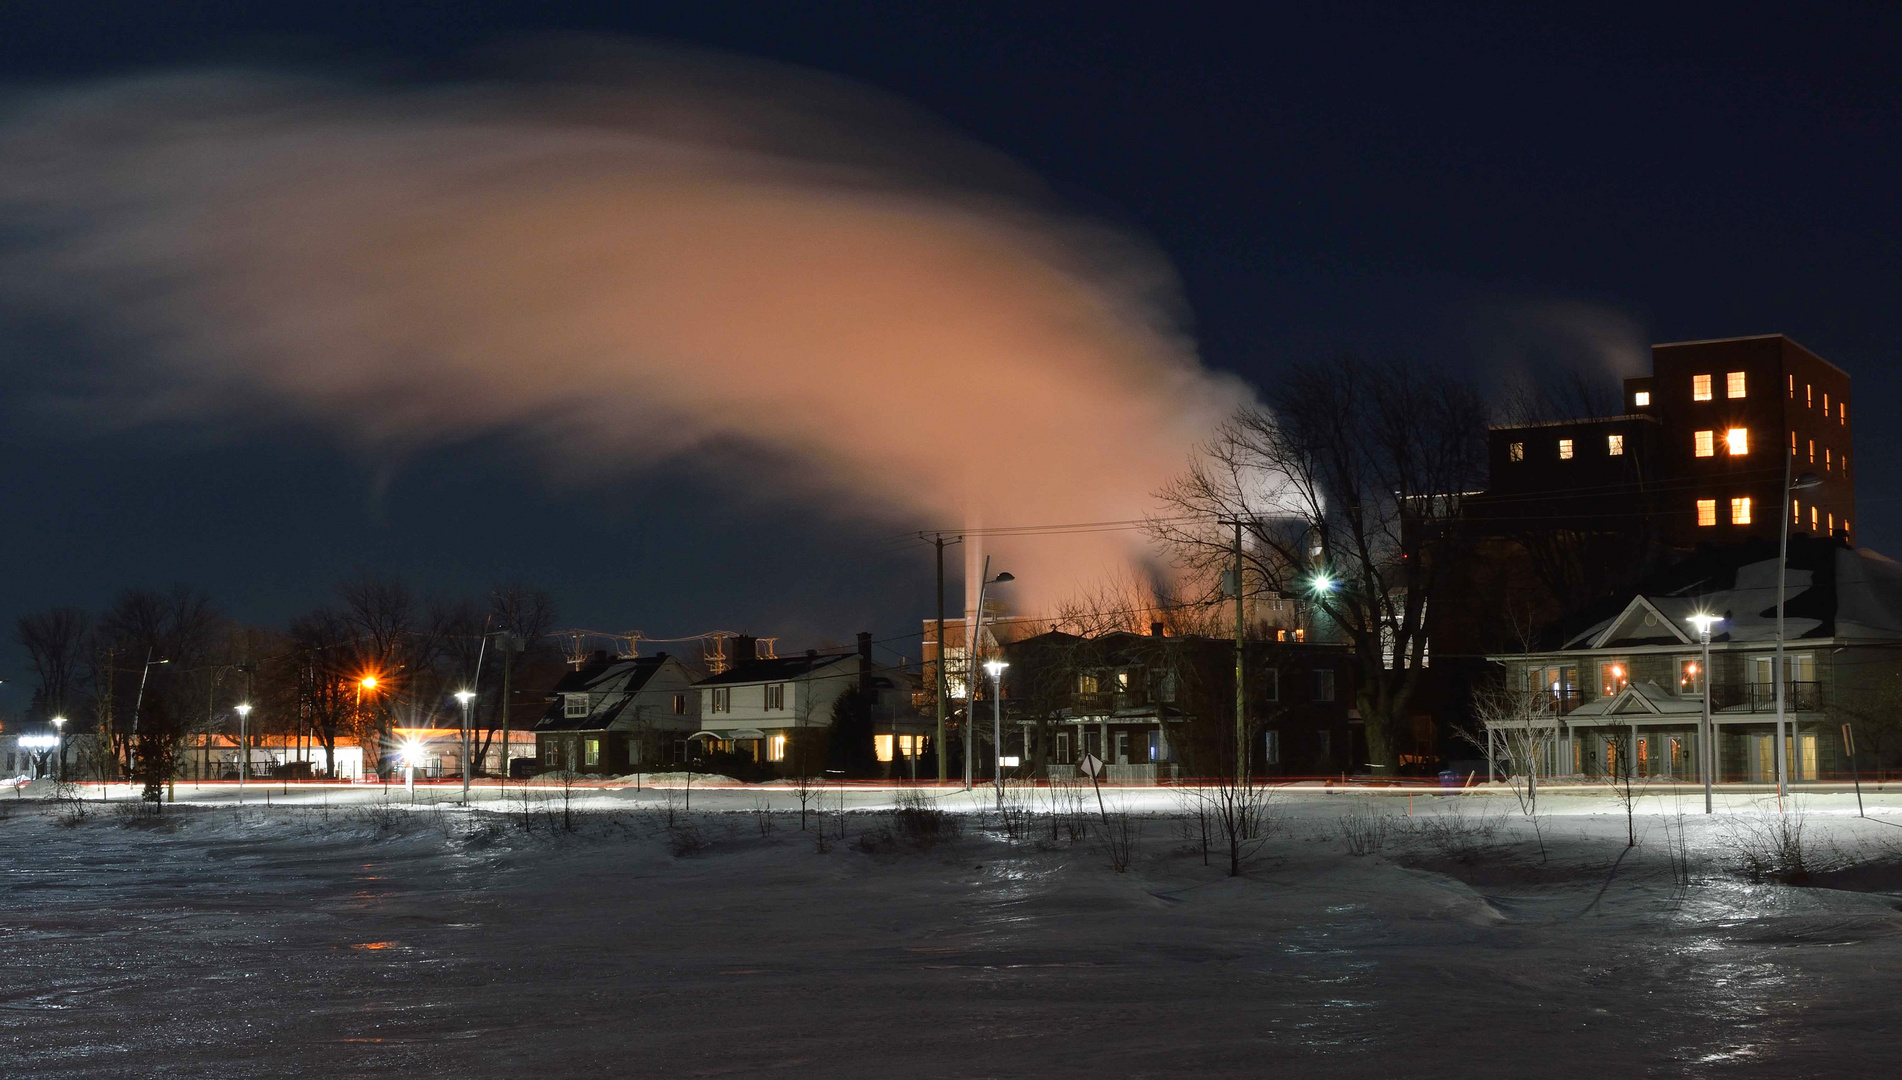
[932,533,962,784]
[1232,519,1247,783]
[500,632,515,789]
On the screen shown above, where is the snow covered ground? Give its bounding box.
[4,781,1901,1078]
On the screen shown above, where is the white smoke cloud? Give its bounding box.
[0,40,1255,614]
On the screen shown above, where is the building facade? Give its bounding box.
[533,652,701,776]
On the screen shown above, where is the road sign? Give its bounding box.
[1078,753,1103,778]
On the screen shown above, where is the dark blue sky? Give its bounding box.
[2,1,1898,701]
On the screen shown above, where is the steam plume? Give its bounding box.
[0,41,1254,614]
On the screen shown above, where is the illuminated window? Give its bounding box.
[768,734,786,762]
[1811,506,1819,530]
[1845,519,1851,538]
[1731,497,1752,525]
[1726,371,1746,398]
[1558,438,1574,460]
[710,687,730,714]
[1808,439,1815,464]
[1508,441,1524,462]
[1840,401,1847,424]
[1694,430,1715,457]
[1823,391,1829,414]
[1692,374,1713,401]
[1077,673,1098,694]
[1607,433,1624,456]
[1634,390,1651,407]
[585,739,599,766]
[1825,447,1832,471]
[1791,430,1797,455]
[672,694,686,715]
[1792,499,1800,524]
[1726,428,1748,455]
[874,734,894,763]
[1806,383,1813,407]
[1679,658,1701,693]
[1828,512,1835,534]
[1696,499,1717,526]
[1600,661,1629,696]
[1788,373,1795,398]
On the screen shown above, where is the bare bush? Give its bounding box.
[750,795,777,838]
[1101,806,1139,872]
[1717,807,1834,883]
[1337,806,1388,856]
[1046,778,1090,843]
[667,819,705,856]
[1400,802,1502,862]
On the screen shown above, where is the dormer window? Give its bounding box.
[563,693,589,719]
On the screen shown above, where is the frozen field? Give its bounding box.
[4,781,1902,1078]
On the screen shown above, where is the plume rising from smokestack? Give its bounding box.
[0,41,1254,612]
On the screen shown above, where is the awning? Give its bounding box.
[727,729,767,740]
[688,731,723,741]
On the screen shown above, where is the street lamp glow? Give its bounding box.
[398,740,426,769]
[234,703,252,718]
[1685,613,1722,636]
[1685,612,1722,814]
[1310,574,1336,593]
[359,675,379,690]
[453,690,476,705]
[982,659,1008,679]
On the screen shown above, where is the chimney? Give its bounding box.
[733,634,757,665]
[1149,621,1165,638]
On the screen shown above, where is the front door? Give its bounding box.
[1114,731,1129,766]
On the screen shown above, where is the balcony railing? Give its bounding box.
[1708,681,1825,713]
[1071,690,1149,712]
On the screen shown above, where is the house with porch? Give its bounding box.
[1484,537,1902,783]
[692,633,928,777]
[533,651,701,775]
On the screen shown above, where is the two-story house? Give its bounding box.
[533,651,701,776]
[693,633,927,777]
[1484,537,1902,783]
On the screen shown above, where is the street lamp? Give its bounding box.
[1775,468,1824,800]
[399,739,424,798]
[964,559,1014,790]
[50,717,66,782]
[1685,614,1722,814]
[454,689,476,804]
[233,703,252,806]
[983,659,1009,799]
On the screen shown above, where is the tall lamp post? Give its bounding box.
[1775,466,1823,800]
[983,659,1009,799]
[963,558,1013,790]
[1685,615,1721,814]
[234,703,252,806]
[455,690,476,804]
[50,717,67,782]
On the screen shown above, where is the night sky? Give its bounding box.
[2,2,1897,703]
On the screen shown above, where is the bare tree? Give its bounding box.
[17,607,91,721]
[1462,678,1558,861]
[337,573,420,775]
[1155,355,1487,772]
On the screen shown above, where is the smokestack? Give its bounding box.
[733,634,757,666]
[1149,621,1165,638]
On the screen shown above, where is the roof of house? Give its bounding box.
[695,651,857,687]
[534,654,682,732]
[1553,539,1902,651]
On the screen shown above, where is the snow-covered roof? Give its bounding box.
[1565,680,1704,718]
[1562,545,1902,649]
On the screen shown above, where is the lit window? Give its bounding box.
[711,687,730,714]
[1788,373,1795,398]
[1558,438,1574,460]
[874,734,894,763]
[1828,512,1835,534]
[1845,519,1852,538]
[1697,499,1717,526]
[1508,441,1524,462]
[1825,447,1832,471]
[672,694,686,715]
[1607,433,1624,456]
[1791,430,1797,455]
[1806,383,1813,407]
[1726,371,1746,398]
[1679,658,1701,693]
[768,734,786,762]
[1731,497,1752,525]
[585,739,599,766]
[1792,499,1800,524]
[1811,506,1819,530]
[1600,662,1629,696]
[1692,374,1713,401]
[1823,391,1829,414]
[1808,439,1815,464]
[1725,428,1748,455]
[1633,390,1651,407]
[1840,402,1847,424]
[1694,430,1715,457]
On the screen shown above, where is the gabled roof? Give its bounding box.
[1581,596,1693,649]
[1565,681,1703,719]
[696,651,856,687]
[535,654,685,731]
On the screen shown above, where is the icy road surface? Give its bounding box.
[4,784,1902,1078]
